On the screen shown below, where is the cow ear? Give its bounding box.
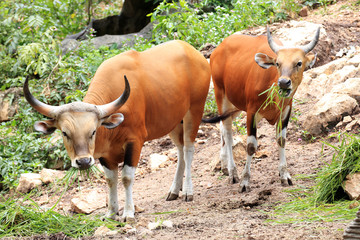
[305,52,317,69]
[34,119,57,134]
[101,113,124,129]
[255,53,276,69]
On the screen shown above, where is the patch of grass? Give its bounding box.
[314,133,360,203]
[267,133,360,224]
[270,196,358,224]
[0,194,120,238]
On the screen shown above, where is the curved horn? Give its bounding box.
[98,75,131,118]
[23,77,59,118]
[267,26,282,54]
[300,27,320,53]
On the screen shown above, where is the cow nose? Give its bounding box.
[278,78,291,89]
[76,157,91,170]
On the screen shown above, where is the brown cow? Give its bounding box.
[24,40,211,221]
[208,27,320,192]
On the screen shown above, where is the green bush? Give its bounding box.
[150,0,290,48]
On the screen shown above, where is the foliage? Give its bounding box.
[270,188,358,224]
[0,194,122,238]
[149,0,289,48]
[268,134,360,224]
[314,133,360,203]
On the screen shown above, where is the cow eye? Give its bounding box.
[91,130,96,138]
[62,131,69,138]
[276,62,280,67]
[296,61,302,67]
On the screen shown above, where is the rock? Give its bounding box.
[344,173,360,200]
[332,78,360,104]
[148,220,173,230]
[233,136,247,163]
[210,155,221,172]
[149,154,169,171]
[40,168,65,184]
[91,33,137,49]
[343,116,353,124]
[60,39,81,55]
[94,226,118,236]
[71,188,106,214]
[61,22,154,55]
[303,93,358,135]
[16,173,42,193]
[326,65,358,87]
[346,120,358,131]
[348,54,360,67]
[0,87,22,122]
[298,6,308,17]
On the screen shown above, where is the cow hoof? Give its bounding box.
[182,194,193,202]
[122,216,136,224]
[229,170,240,184]
[281,177,293,186]
[221,167,229,176]
[239,184,250,193]
[102,211,120,221]
[166,192,179,201]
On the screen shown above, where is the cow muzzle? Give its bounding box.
[278,78,292,98]
[73,157,94,170]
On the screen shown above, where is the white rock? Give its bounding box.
[148,220,173,230]
[332,78,360,104]
[327,65,358,87]
[16,173,42,193]
[343,116,353,124]
[71,188,106,214]
[149,154,169,170]
[303,93,358,135]
[94,226,118,236]
[40,168,65,184]
[348,54,360,67]
[344,173,360,200]
[345,120,358,131]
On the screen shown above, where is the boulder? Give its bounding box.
[332,78,360,104]
[94,226,118,236]
[344,173,360,200]
[40,168,65,184]
[71,188,106,214]
[149,153,169,171]
[0,87,22,122]
[303,93,359,135]
[16,173,42,193]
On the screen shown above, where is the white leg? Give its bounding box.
[182,144,194,201]
[167,144,185,200]
[122,165,136,221]
[103,166,119,219]
[240,135,257,192]
[220,118,239,183]
[277,106,292,186]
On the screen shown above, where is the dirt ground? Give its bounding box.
[15,1,360,239]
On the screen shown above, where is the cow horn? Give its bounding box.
[23,77,59,118]
[267,26,282,54]
[300,27,320,53]
[98,75,130,118]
